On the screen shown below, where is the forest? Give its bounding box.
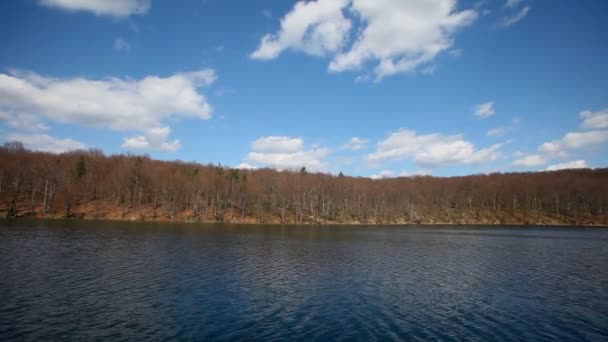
[1,141,607,226]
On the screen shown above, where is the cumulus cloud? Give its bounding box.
[538,110,608,155]
[474,101,495,118]
[512,154,546,167]
[252,0,477,79]
[0,111,49,132]
[512,109,608,169]
[251,0,351,60]
[331,0,477,79]
[501,5,530,28]
[371,169,430,179]
[342,136,368,150]
[4,133,85,153]
[251,136,304,154]
[243,136,330,171]
[122,126,181,152]
[0,69,216,151]
[366,129,502,168]
[580,109,608,130]
[545,160,588,171]
[400,169,431,177]
[39,0,150,17]
[236,162,257,170]
[370,170,394,179]
[539,130,608,154]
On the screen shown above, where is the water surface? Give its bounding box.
[1,220,607,341]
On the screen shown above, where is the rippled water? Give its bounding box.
[1,220,607,341]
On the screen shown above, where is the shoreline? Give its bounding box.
[2,216,607,228]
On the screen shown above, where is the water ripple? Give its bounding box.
[1,221,607,341]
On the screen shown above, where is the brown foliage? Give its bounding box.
[1,144,607,225]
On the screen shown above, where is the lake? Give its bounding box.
[1,220,607,341]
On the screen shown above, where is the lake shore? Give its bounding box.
[3,200,607,227]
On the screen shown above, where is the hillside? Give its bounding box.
[1,142,607,226]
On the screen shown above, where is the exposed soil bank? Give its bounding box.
[3,200,606,227]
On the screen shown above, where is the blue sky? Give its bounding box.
[1,0,607,177]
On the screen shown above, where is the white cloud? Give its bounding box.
[513,109,608,168]
[0,69,216,151]
[39,0,150,17]
[474,101,495,118]
[0,111,49,132]
[243,136,330,171]
[400,169,430,177]
[246,149,330,171]
[370,170,394,179]
[253,0,477,79]
[342,136,368,150]
[114,37,131,52]
[236,162,257,170]
[371,169,430,179]
[4,133,85,153]
[501,6,530,28]
[121,136,148,150]
[539,130,608,154]
[251,136,304,154]
[486,127,505,137]
[545,160,588,171]
[330,0,477,79]
[580,109,608,130]
[513,154,546,167]
[0,69,215,130]
[366,129,502,168]
[250,0,352,60]
[122,126,181,152]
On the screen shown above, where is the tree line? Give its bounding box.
[1,142,607,225]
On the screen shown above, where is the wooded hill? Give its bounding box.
[1,142,607,226]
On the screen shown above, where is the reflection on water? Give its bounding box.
[1,220,607,341]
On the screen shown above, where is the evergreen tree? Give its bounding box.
[76,155,86,179]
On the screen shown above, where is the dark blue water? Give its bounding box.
[1,220,607,341]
